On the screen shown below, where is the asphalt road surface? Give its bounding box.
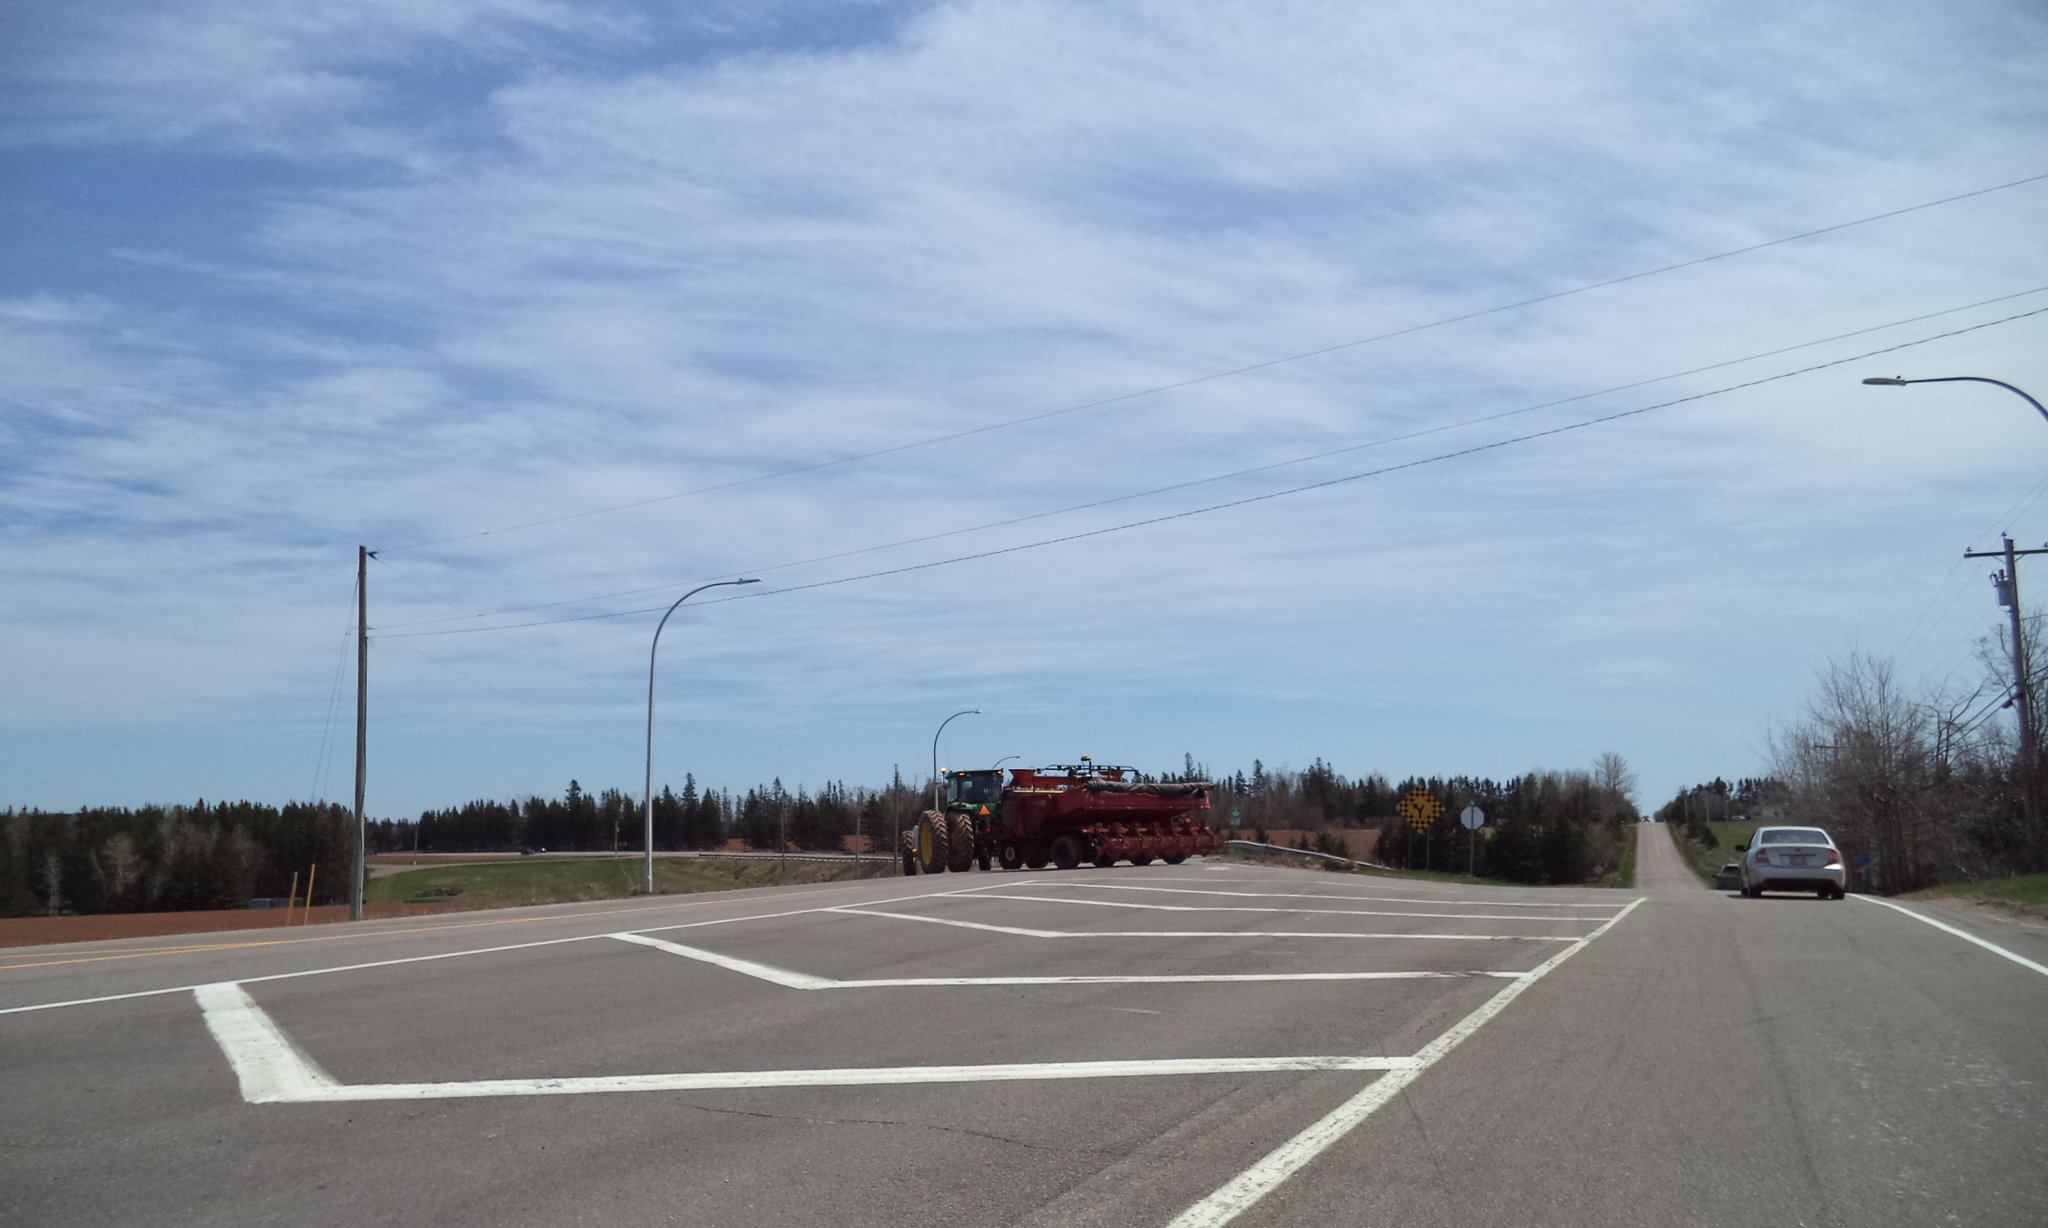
[3,831,2042,1226]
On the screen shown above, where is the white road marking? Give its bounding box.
[195,982,340,1103]
[829,906,1576,942]
[968,890,1604,923]
[0,884,1010,1017]
[193,985,1419,1102]
[1010,880,1628,909]
[608,933,1520,987]
[1163,897,1645,1228]
[1853,895,2048,979]
[611,933,837,988]
[0,933,610,1017]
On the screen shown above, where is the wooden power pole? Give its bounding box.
[352,546,370,922]
[1966,534,2048,868]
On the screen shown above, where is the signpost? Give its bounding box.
[1398,789,1443,871]
[1460,805,1485,876]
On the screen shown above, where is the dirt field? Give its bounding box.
[0,902,463,949]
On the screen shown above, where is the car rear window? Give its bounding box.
[1761,828,1830,845]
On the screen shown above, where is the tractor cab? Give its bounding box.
[945,769,1005,810]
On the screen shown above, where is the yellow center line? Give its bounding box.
[0,878,888,973]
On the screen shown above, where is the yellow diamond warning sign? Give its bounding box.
[1398,789,1443,833]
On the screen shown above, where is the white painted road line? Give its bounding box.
[1015,880,1629,909]
[1853,895,2048,979]
[611,932,837,988]
[0,888,1010,1017]
[196,982,340,1102]
[193,983,1421,1103]
[829,906,1578,942]
[608,933,1523,987]
[1162,896,1646,1228]
[968,891,1606,923]
[0,932,613,1017]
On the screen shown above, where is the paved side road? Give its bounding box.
[0,835,2040,1226]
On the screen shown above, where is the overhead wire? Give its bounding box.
[377,170,2048,556]
[1893,467,2048,669]
[375,285,2048,633]
[371,552,631,686]
[309,574,359,803]
[381,302,2048,638]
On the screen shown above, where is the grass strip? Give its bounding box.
[1902,872,2048,919]
[1665,820,1760,888]
[365,855,880,911]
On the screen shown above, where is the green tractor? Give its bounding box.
[900,768,1004,874]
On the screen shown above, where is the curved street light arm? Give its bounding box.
[931,709,981,812]
[1862,375,2048,427]
[644,578,759,892]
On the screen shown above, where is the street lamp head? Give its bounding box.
[1861,376,1909,386]
[736,577,760,584]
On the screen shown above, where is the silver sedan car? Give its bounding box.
[1739,826,1847,899]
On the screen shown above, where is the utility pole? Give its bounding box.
[352,546,371,923]
[1965,534,2048,866]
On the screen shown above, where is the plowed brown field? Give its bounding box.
[0,902,462,948]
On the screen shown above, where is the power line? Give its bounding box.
[377,286,2048,632]
[381,285,2048,632]
[379,170,2048,556]
[382,303,2048,638]
[309,576,359,803]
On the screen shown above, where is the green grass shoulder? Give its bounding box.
[365,854,875,911]
[1901,872,2048,920]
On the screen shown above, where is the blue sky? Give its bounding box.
[3,0,2046,817]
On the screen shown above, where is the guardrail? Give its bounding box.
[1223,839,1391,871]
[689,850,897,866]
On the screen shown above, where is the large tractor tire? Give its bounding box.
[917,811,950,874]
[946,813,977,872]
[1050,835,1082,871]
[899,830,920,875]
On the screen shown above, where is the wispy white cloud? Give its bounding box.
[3,0,2046,812]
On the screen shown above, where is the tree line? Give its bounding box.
[0,800,361,918]
[4,754,1642,917]
[1664,645,2044,895]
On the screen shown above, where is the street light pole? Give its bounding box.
[644,578,758,894]
[931,709,980,812]
[1865,374,2048,868]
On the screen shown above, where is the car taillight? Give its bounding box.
[1754,851,1770,864]
[1825,850,1841,866]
